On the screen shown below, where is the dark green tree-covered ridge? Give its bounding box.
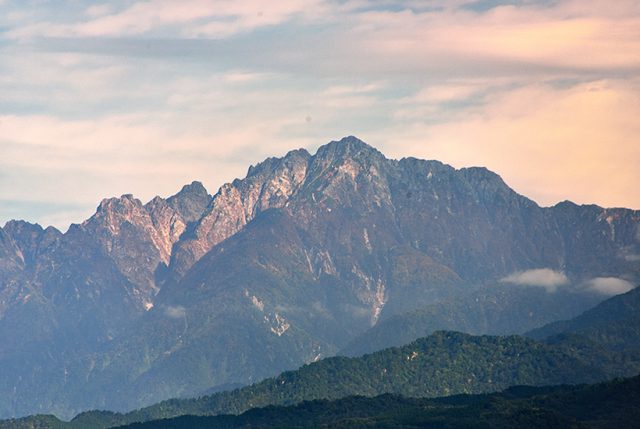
[107,374,640,429]
[9,373,640,429]
[6,330,639,429]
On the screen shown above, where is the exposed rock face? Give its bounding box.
[0,222,62,316]
[81,194,167,305]
[166,181,212,223]
[168,150,310,277]
[0,226,28,280]
[72,182,213,307]
[145,196,187,265]
[146,181,212,266]
[0,136,638,418]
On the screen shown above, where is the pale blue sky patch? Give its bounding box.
[462,0,556,12]
[0,199,90,230]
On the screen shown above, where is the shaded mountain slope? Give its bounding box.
[340,284,605,357]
[528,286,640,350]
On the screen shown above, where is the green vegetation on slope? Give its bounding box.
[5,330,639,429]
[104,374,640,429]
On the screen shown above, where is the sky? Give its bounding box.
[1,0,639,230]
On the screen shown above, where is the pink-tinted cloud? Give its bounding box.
[9,0,325,39]
[352,2,640,72]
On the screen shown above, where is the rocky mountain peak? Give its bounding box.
[308,136,388,186]
[167,181,212,223]
[178,180,208,195]
[247,148,311,179]
[315,136,385,165]
[3,219,44,236]
[168,137,389,278]
[294,136,391,214]
[96,193,141,214]
[79,194,172,300]
[2,220,45,267]
[89,194,149,234]
[168,149,312,278]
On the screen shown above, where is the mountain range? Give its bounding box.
[0,136,638,418]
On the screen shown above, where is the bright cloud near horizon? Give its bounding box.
[1,0,639,229]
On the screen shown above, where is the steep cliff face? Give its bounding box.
[168,150,311,278]
[80,194,167,307]
[145,197,187,267]
[69,182,213,309]
[549,201,640,276]
[0,226,29,291]
[0,136,638,418]
[0,223,54,320]
[165,181,212,223]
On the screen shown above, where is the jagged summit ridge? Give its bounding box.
[167,137,390,277]
[317,135,386,160]
[246,148,311,178]
[166,180,212,223]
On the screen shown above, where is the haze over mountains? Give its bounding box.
[0,136,638,419]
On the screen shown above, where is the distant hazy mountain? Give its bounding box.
[339,283,605,357]
[0,136,638,418]
[527,286,640,350]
